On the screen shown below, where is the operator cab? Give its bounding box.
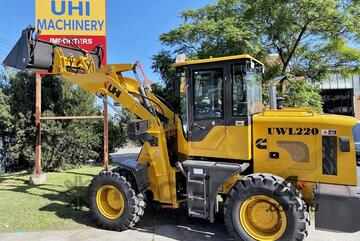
[173,55,264,161]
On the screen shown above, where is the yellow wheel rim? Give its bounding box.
[240,195,287,241]
[96,185,125,220]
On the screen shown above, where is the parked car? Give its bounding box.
[354,122,360,165]
[356,142,360,166]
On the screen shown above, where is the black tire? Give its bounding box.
[224,173,310,241]
[88,170,145,231]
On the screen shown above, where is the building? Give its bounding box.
[319,74,360,119]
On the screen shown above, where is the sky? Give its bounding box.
[0,0,213,83]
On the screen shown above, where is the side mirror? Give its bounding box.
[173,70,187,98]
[173,74,180,98]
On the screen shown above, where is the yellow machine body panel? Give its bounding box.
[183,125,252,160]
[253,108,358,186]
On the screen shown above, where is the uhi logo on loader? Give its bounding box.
[104,81,121,98]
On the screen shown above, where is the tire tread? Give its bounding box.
[88,170,146,231]
[224,173,310,241]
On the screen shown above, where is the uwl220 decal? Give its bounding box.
[268,127,319,136]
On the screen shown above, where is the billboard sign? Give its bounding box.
[36,0,107,64]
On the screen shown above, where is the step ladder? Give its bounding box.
[182,160,250,222]
[187,168,209,219]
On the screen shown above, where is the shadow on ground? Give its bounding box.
[136,203,232,241]
[38,185,231,240]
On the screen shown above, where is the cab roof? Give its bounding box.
[172,54,264,68]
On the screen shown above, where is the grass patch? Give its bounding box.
[0,166,103,233]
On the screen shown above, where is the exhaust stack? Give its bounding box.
[269,76,287,110]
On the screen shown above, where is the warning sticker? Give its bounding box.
[321,129,337,136]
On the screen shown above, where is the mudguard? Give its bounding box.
[112,159,149,193]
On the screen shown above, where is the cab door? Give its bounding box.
[189,67,226,150]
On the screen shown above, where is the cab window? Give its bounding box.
[232,64,263,116]
[232,64,247,116]
[193,69,223,120]
[246,70,263,114]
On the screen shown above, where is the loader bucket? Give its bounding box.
[2,27,31,70]
[2,26,102,72]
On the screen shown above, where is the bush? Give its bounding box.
[0,71,127,172]
[284,76,323,113]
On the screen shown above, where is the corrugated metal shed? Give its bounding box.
[320,74,359,92]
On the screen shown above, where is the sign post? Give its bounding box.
[30,73,46,185]
[31,0,108,184]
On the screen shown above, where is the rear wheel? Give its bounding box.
[224,173,309,241]
[88,170,145,231]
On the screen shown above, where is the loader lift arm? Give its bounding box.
[3,27,178,204]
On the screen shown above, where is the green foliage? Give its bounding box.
[151,51,180,109]
[93,115,128,162]
[159,0,265,60]
[0,71,126,171]
[241,0,360,79]
[153,0,359,111]
[108,118,127,152]
[0,89,12,136]
[284,77,323,113]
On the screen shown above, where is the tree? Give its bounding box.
[93,115,128,162]
[158,0,265,60]
[153,0,359,110]
[0,70,12,137]
[0,89,13,153]
[0,71,127,171]
[151,51,179,107]
[243,0,360,80]
[284,77,323,113]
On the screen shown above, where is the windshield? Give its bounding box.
[245,70,263,115]
[232,65,263,116]
[193,69,223,120]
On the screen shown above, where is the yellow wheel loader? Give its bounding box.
[4,27,360,241]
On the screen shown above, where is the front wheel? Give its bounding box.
[88,170,145,231]
[224,173,309,241]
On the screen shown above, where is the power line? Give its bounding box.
[0,15,17,43]
[0,39,13,49]
[0,27,16,43]
[0,48,6,55]
[0,15,18,37]
[0,44,10,52]
[0,28,15,42]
